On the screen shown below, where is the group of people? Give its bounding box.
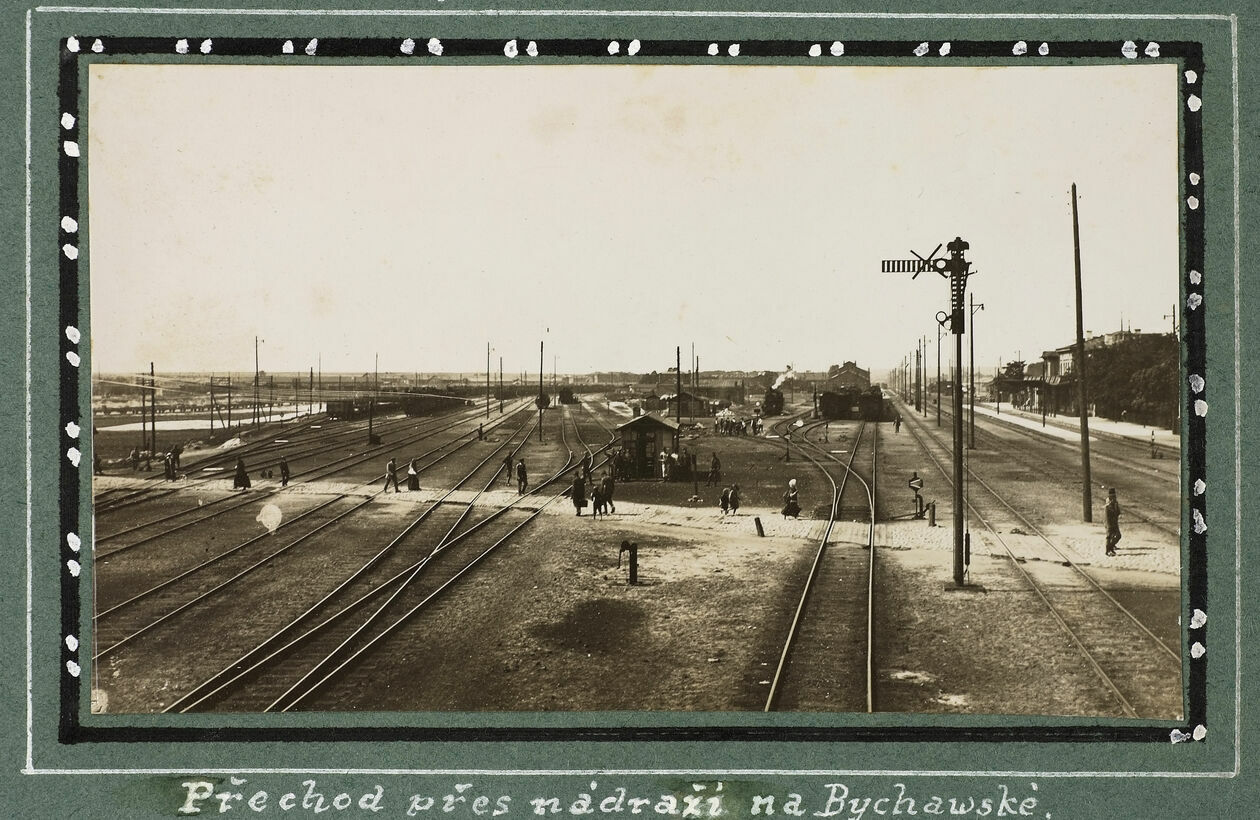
[504,456,529,493]
[382,457,422,493]
[714,416,762,436]
[570,472,617,519]
[718,483,741,515]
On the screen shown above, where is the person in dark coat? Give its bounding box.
[383,457,400,493]
[516,459,528,494]
[600,473,616,514]
[93,453,104,476]
[719,486,731,515]
[407,458,420,491]
[504,455,514,486]
[279,456,290,487]
[591,484,606,519]
[1104,487,1122,556]
[782,478,800,519]
[571,475,587,516]
[729,483,741,514]
[232,457,251,490]
[129,447,140,472]
[163,452,175,481]
[707,453,721,486]
[171,443,183,472]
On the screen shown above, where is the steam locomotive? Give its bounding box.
[761,386,785,416]
[820,386,887,421]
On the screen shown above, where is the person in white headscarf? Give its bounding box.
[782,478,801,519]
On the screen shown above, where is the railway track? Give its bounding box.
[899,403,1182,719]
[158,405,609,713]
[762,416,879,712]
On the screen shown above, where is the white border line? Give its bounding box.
[23,7,1241,779]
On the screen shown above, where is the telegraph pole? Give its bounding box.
[969,294,984,449]
[538,340,545,442]
[254,336,260,427]
[486,341,491,419]
[1071,183,1093,522]
[499,356,504,414]
[883,237,976,586]
[936,322,942,427]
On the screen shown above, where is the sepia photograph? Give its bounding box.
[86,57,1183,718]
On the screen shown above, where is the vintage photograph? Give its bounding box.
[87,58,1182,717]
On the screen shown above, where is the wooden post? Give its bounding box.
[1071,182,1094,523]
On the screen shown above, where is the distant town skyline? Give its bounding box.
[88,62,1178,377]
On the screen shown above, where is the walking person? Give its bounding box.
[719,485,731,515]
[600,472,616,514]
[171,443,183,473]
[894,412,902,434]
[707,452,721,486]
[129,447,139,472]
[591,483,606,519]
[232,457,251,490]
[279,456,290,487]
[516,459,528,494]
[582,451,593,483]
[504,455,514,486]
[163,451,175,481]
[782,478,801,519]
[406,458,420,491]
[729,483,741,515]
[1104,487,1122,556]
[383,457,400,493]
[571,474,587,517]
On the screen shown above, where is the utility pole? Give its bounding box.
[969,294,984,449]
[254,336,260,427]
[675,346,682,426]
[375,353,379,399]
[1071,183,1093,523]
[883,236,976,587]
[936,322,942,427]
[486,341,491,419]
[499,356,504,414]
[1164,304,1179,432]
[309,367,314,416]
[149,362,157,453]
[538,340,545,443]
[139,373,148,453]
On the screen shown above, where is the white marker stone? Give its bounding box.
[282,40,295,54]
[1185,69,1198,84]
[65,421,80,438]
[1145,41,1160,58]
[1188,94,1202,112]
[1187,293,1202,311]
[727,43,740,57]
[65,635,79,652]
[175,38,189,54]
[1187,195,1200,210]
[304,39,318,56]
[67,532,80,551]
[830,41,844,56]
[1193,478,1206,495]
[67,559,81,577]
[526,41,538,57]
[1193,725,1207,741]
[67,447,81,467]
[1038,42,1050,56]
[400,38,415,55]
[65,325,80,343]
[61,112,75,130]
[1189,269,1202,285]
[1189,374,1205,393]
[200,39,212,54]
[427,37,443,56]
[1194,399,1207,417]
[809,43,821,57]
[63,141,80,158]
[504,39,518,58]
[61,243,78,260]
[607,40,620,55]
[939,42,951,57]
[1190,608,1207,628]
[1121,40,1138,59]
[1012,40,1027,56]
[707,43,719,56]
[91,39,104,53]
[66,36,80,53]
[66,660,81,677]
[66,350,80,368]
[913,42,929,57]
[628,39,641,56]
[61,215,78,233]
[1190,642,1205,658]
[1189,172,1201,185]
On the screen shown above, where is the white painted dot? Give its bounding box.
[199,39,212,54]
[1012,41,1027,56]
[175,38,189,55]
[400,38,415,55]
[66,37,80,53]
[1189,374,1204,393]
[1038,42,1050,56]
[61,215,78,233]
[282,40,295,54]
[91,39,104,53]
[1192,509,1207,533]
[67,533,80,551]
[65,421,80,438]
[1193,725,1207,741]
[65,635,79,652]
[1188,94,1202,112]
[1191,642,1205,658]
[707,43,719,56]
[1187,293,1202,311]
[67,559,80,577]
[1193,478,1206,495]
[304,39,318,56]
[66,660,81,677]
[1170,729,1190,744]
[61,112,75,130]
[1121,40,1138,59]
[1145,41,1161,58]
[1189,172,1201,186]
[66,350,80,368]
[1189,269,1202,285]
[526,41,538,57]
[1194,399,1208,417]
[1187,195,1200,210]
[504,39,518,58]
[938,42,951,57]
[67,447,81,467]
[808,43,821,57]
[63,141,79,158]
[427,37,443,56]
[628,39,641,56]
[913,42,929,57]
[1185,69,1198,84]
[607,40,619,55]
[1190,608,1207,628]
[830,41,844,57]
[727,43,740,57]
[61,244,78,260]
[65,325,80,343]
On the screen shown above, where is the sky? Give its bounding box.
[88,62,1179,379]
